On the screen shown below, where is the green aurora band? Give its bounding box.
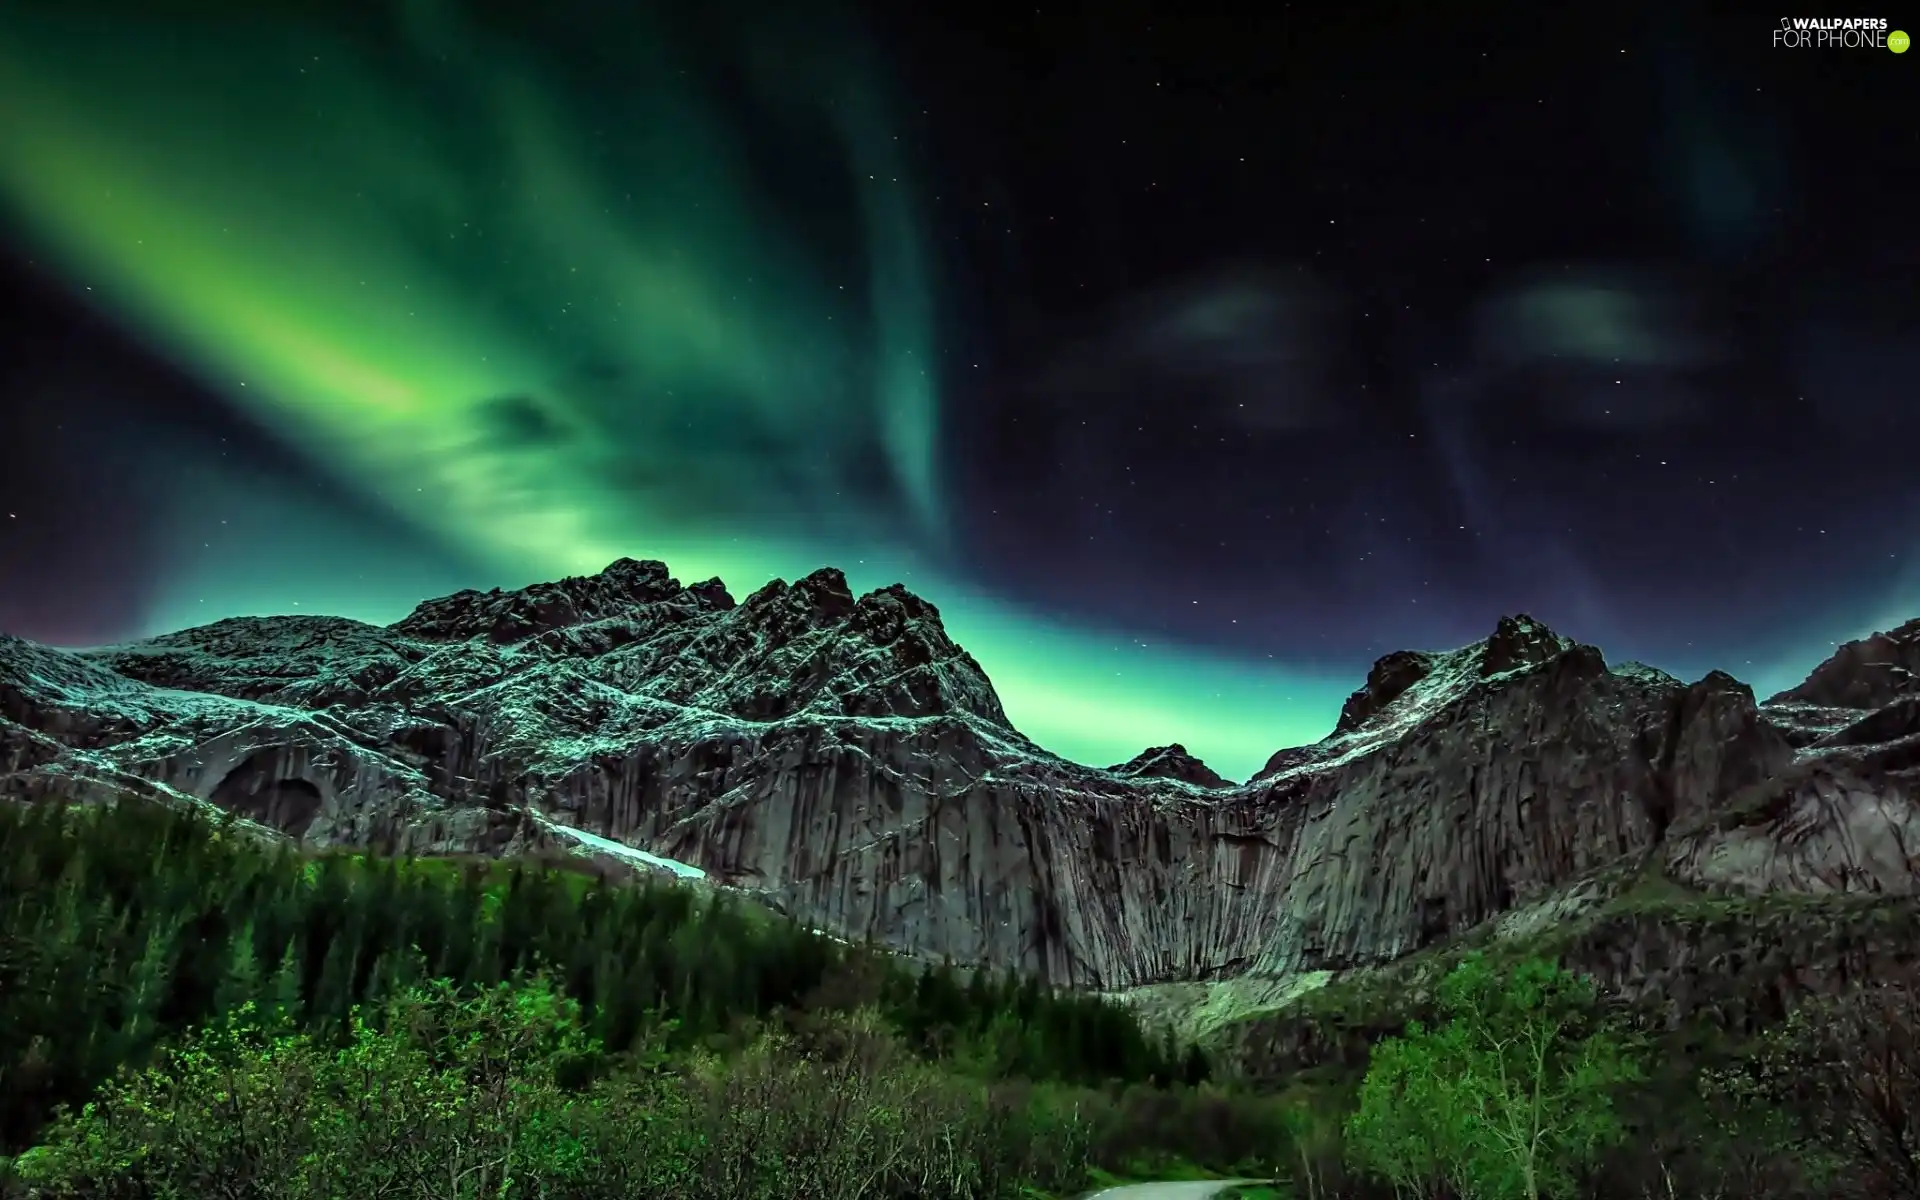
[0,2,1363,779]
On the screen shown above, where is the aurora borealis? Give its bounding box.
[2,2,1917,782]
[0,0,1346,775]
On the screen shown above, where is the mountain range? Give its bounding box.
[5,557,1918,1040]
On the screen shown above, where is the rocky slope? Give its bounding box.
[2,558,1917,992]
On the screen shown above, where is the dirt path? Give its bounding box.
[1082,1182,1268,1199]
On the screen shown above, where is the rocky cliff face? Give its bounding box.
[3,559,1917,991]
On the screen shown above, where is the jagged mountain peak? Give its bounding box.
[7,566,1918,993]
[1333,649,1439,736]
[1328,613,1580,740]
[391,558,735,644]
[699,568,1005,726]
[1481,612,1575,676]
[61,559,1008,730]
[1770,617,1920,710]
[1107,743,1229,789]
[738,567,861,641]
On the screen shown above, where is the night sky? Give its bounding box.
[1,0,1916,781]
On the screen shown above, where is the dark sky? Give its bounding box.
[0,0,1915,775]
[905,1,1920,655]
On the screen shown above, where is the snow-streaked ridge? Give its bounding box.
[532,812,707,880]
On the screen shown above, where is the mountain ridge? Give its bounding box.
[4,558,1917,993]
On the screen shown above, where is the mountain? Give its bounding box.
[3,559,1918,997]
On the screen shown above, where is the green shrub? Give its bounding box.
[1345,955,1644,1200]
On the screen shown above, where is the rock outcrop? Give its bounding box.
[1215,887,1920,1081]
[1769,618,1920,710]
[1107,745,1230,790]
[3,560,1917,991]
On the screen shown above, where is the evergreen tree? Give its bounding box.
[1181,1039,1211,1086]
[1,794,1193,1154]
[265,937,305,1029]
[120,923,176,1053]
[312,931,358,1030]
[214,921,263,1018]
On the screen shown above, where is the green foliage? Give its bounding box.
[25,800,1919,1199]
[1687,1055,1842,1198]
[1277,1094,1349,1200]
[1727,981,1920,1200]
[1345,954,1644,1200]
[12,974,1272,1200]
[0,798,1199,1153]
[16,977,604,1199]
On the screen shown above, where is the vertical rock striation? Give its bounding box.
[3,561,1917,990]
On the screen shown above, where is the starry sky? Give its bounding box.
[1,0,1916,782]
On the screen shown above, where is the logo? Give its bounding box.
[1773,16,1898,48]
